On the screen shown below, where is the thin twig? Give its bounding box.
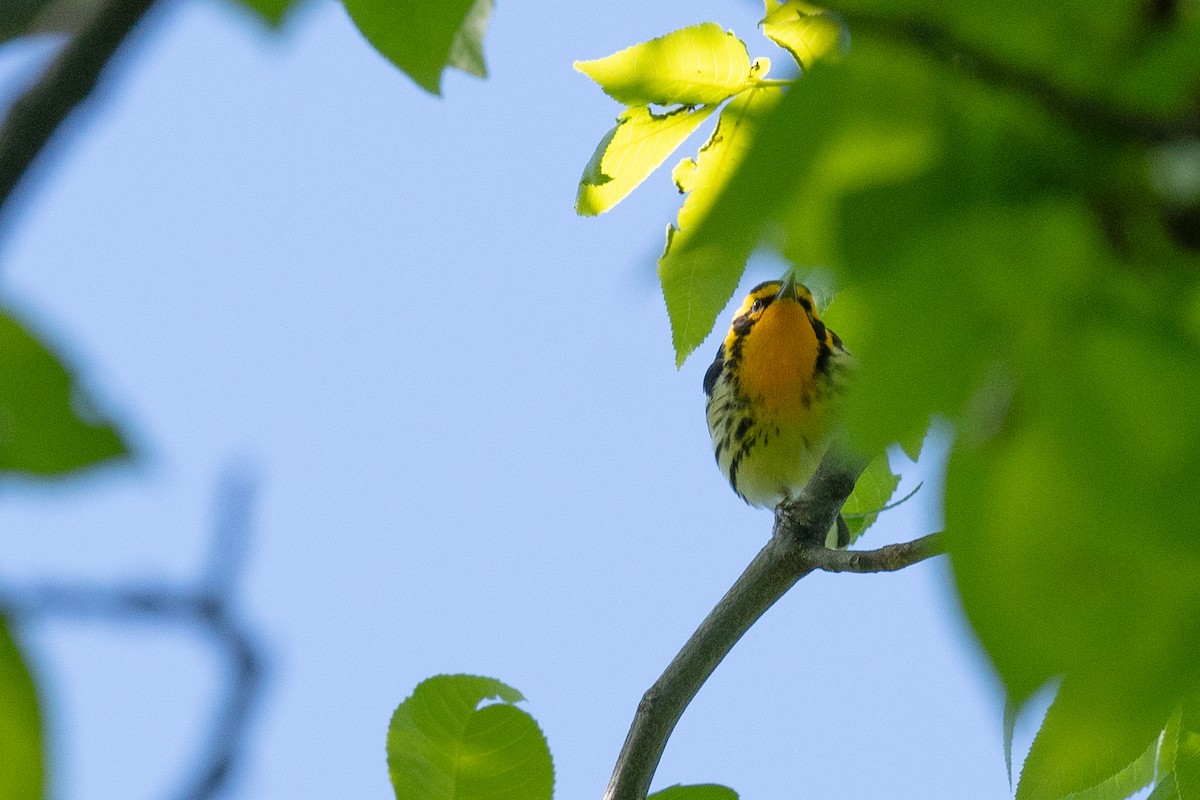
[603,450,946,800]
[841,480,923,520]
[802,531,945,573]
[0,0,160,225]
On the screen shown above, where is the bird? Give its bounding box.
[703,275,854,545]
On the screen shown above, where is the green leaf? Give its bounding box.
[760,1,848,71]
[1004,694,1019,790]
[659,85,782,366]
[1065,742,1158,800]
[1172,695,1200,799]
[1160,706,1184,779]
[649,785,739,800]
[576,104,719,217]
[838,452,900,544]
[445,0,491,79]
[683,35,1200,745]
[342,0,492,94]
[1016,678,1160,800]
[0,616,44,800]
[945,294,1200,707]
[0,310,129,476]
[1148,773,1181,800]
[660,53,940,368]
[387,674,553,800]
[816,0,1200,117]
[229,0,300,26]
[897,417,928,462]
[574,23,756,107]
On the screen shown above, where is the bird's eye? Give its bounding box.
[750,299,765,313]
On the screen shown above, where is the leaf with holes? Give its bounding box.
[659,85,781,366]
[760,0,849,72]
[577,104,719,216]
[575,23,757,107]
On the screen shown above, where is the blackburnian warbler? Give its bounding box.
[703,276,854,543]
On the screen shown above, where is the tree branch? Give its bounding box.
[803,531,945,573]
[0,469,265,800]
[602,450,946,800]
[0,0,160,224]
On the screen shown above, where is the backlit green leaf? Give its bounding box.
[342,0,492,94]
[896,419,928,462]
[0,616,43,800]
[760,1,848,71]
[1173,695,1200,799]
[0,310,129,476]
[659,86,781,366]
[574,23,755,107]
[1148,774,1180,800]
[839,452,900,544]
[445,0,491,79]
[1016,677,1160,800]
[1004,694,1019,790]
[649,785,739,800]
[1150,699,1200,800]
[387,674,553,800]
[1160,706,1184,780]
[577,104,719,216]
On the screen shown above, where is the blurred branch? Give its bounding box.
[843,10,1200,143]
[602,451,946,800]
[0,469,265,800]
[0,0,159,224]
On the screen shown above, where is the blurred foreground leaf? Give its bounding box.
[387,674,553,800]
[760,0,847,71]
[342,0,492,94]
[231,0,300,26]
[0,616,43,800]
[0,0,104,43]
[0,310,128,476]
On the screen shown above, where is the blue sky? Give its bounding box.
[1,1,1022,798]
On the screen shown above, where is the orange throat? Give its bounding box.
[737,302,818,416]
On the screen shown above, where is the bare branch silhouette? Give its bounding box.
[0,0,161,229]
[0,467,266,800]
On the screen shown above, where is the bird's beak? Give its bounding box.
[776,274,799,302]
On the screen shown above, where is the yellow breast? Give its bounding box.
[736,300,819,417]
